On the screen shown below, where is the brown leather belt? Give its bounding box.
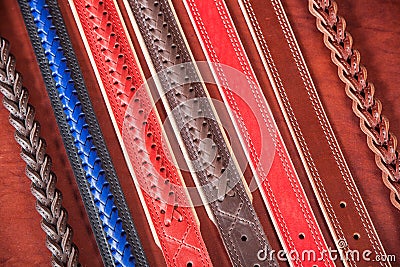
[181,0,335,266]
[236,0,390,266]
[120,0,278,266]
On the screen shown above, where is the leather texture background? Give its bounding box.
[0,0,398,266]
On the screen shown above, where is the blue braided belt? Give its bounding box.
[18,0,148,266]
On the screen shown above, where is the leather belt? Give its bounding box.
[68,0,213,266]
[182,1,335,266]
[18,0,148,266]
[237,0,390,266]
[0,37,80,267]
[121,0,278,266]
[308,0,400,210]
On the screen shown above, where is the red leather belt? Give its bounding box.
[235,0,390,266]
[68,0,213,266]
[120,0,279,266]
[183,1,335,266]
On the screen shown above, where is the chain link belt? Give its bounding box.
[236,0,390,266]
[308,0,400,211]
[182,0,336,266]
[17,0,149,266]
[118,0,279,266]
[67,0,213,266]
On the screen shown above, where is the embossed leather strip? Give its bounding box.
[182,1,335,266]
[18,0,148,266]
[308,0,400,210]
[0,37,80,267]
[238,0,390,266]
[67,0,213,266]
[121,0,278,266]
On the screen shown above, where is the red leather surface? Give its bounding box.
[0,0,399,266]
[69,0,213,266]
[182,0,334,266]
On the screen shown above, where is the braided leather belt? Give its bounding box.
[67,0,213,266]
[18,0,148,266]
[235,0,390,266]
[308,0,400,210]
[121,0,278,266]
[182,0,335,266]
[0,37,80,267]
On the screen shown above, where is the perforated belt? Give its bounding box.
[18,0,148,266]
[120,0,278,266]
[237,0,389,266]
[182,1,335,266]
[67,0,213,266]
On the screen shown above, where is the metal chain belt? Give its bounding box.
[309,0,400,210]
[183,0,335,266]
[0,37,79,267]
[68,0,213,266]
[123,0,278,266]
[18,0,148,266]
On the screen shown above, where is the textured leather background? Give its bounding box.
[0,0,398,266]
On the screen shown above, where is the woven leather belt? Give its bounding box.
[182,1,335,266]
[0,37,80,267]
[121,0,278,266]
[18,0,148,266]
[236,0,390,266]
[309,0,400,210]
[68,0,213,266]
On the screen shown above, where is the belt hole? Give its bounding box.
[353,233,360,240]
[186,262,192,267]
[299,233,305,239]
[254,265,260,267]
[340,201,347,208]
[241,235,247,241]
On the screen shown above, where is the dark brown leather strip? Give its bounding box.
[236,0,390,266]
[121,0,278,266]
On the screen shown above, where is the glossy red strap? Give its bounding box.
[68,0,213,266]
[183,1,335,266]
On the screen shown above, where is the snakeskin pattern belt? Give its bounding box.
[18,0,148,265]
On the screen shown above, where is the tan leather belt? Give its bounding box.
[236,0,390,266]
[181,0,336,266]
[67,0,213,266]
[121,0,278,266]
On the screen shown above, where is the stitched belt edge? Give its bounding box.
[67,0,214,266]
[121,0,279,266]
[182,1,336,266]
[308,0,400,209]
[238,0,390,266]
[0,36,80,267]
[18,0,149,266]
